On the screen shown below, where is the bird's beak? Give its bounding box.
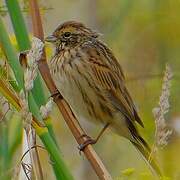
[45,35,57,43]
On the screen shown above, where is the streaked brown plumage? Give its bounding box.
[46,21,161,176]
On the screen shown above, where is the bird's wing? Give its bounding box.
[85,40,144,127]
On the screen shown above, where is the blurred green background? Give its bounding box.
[1,0,180,179]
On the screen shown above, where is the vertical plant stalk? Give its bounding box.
[29,0,112,179]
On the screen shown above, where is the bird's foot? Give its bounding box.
[51,90,63,101]
[78,134,97,153]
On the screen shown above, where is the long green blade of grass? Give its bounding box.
[5,0,30,50]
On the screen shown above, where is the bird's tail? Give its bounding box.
[130,136,162,177]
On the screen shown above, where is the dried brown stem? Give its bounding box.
[29,0,112,179]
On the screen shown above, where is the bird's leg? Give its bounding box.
[78,123,110,151]
[51,89,63,101]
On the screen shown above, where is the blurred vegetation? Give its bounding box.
[0,0,180,179]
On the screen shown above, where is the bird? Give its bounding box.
[45,21,161,176]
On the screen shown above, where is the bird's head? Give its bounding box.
[45,21,99,50]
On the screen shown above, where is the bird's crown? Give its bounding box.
[52,21,98,38]
[45,21,99,44]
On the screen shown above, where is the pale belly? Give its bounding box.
[53,66,105,125]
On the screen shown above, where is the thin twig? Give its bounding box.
[29,0,112,179]
[21,145,46,162]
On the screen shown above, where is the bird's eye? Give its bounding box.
[63,32,71,38]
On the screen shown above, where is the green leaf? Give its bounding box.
[5,0,30,51]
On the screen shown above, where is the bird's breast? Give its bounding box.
[49,48,113,124]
